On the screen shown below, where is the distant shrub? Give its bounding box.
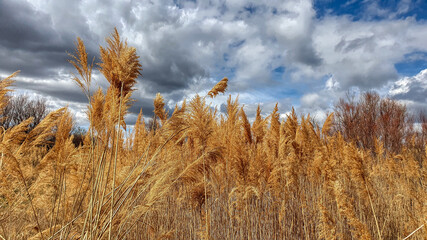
[0,94,48,131]
[333,91,411,153]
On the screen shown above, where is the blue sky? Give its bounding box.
[315,0,427,20]
[0,0,427,125]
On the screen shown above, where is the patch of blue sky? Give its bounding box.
[273,66,285,74]
[244,87,300,105]
[223,53,229,62]
[172,0,196,9]
[272,66,285,82]
[314,0,427,21]
[408,1,427,20]
[314,0,364,20]
[395,51,427,76]
[268,80,304,104]
[273,87,301,100]
[228,40,245,49]
[211,64,236,84]
[243,4,257,14]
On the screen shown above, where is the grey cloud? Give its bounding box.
[293,44,323,67]
[140,48,208,93]
[335,36,376,53]
[0,0,58,50]
[394,86,427,103]
[14,79,87,103]
[129,96,156,118]
[266,1,323,68]
[335,61,399,89]
[0,0,99,79]
[1,47,72,78]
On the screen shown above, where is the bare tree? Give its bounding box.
[0,94,48,130]
[333,92,360,145]
[71,126,87,147]
[146,117,159,132]
[333,91,411,153]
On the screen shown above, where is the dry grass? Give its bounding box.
[0,30,426,240]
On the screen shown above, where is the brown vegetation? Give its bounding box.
[0,94,48,131]
[0,30,426,240]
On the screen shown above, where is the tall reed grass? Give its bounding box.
[0,29,426,240]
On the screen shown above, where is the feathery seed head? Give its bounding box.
[154,93,168,122]
[0,71,18,114]
[69,38,93,96]
[99,28,142,97]
[208,77,228,98]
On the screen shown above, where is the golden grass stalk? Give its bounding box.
[68,37,93,99]
[402,224,424,240]
[109,82,124,240]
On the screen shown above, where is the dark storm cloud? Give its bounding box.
[0,0,125,116]
[0,0,58,50]
[1,47,70,78]
[129,95,174,118]
[1,0,427,126]
[0,0,100,79]
[141,49,208,93]
[129,96,156,118]
[0,0,69,77]
[0,0,210,115]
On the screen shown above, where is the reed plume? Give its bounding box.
[0,71,18,115]
[207,77,228,98]
[99,28,142,97]
[68,38,93,99]
[239,107,252,144]
[154,93,168,124]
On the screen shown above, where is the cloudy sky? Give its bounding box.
[1,0,427,126]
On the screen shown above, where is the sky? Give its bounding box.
[1,0,427,126]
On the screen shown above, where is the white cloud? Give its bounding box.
[301,93,321,107]
[389,68,427,112]
[389,78,412,95]
[312,16,427,90]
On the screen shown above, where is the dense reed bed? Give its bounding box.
[0,30,426,240]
